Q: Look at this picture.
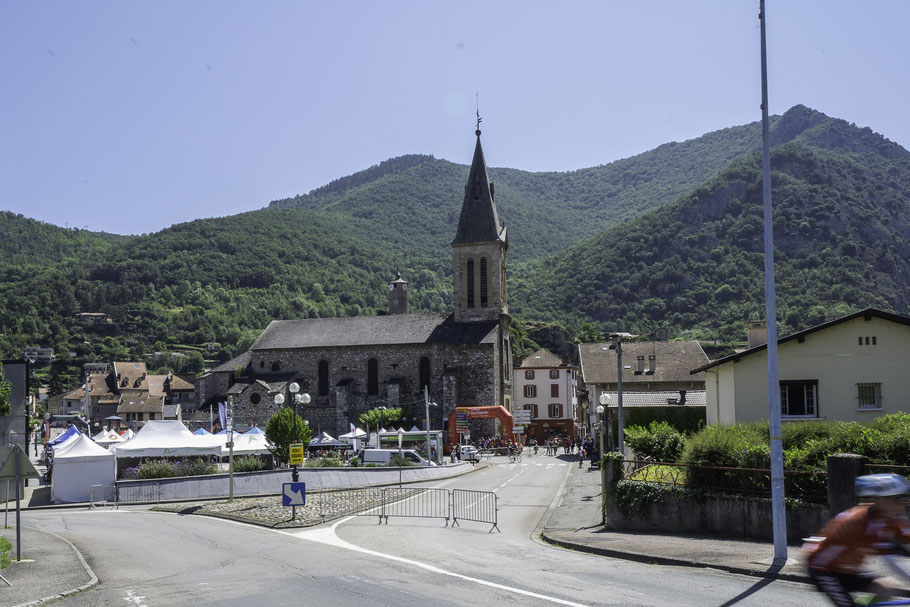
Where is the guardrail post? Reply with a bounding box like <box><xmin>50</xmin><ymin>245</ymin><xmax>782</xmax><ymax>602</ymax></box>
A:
<box><xmin>827</xmin><ymin>453</ymin><xmax>866</xmax><ymax>515</ymax></box>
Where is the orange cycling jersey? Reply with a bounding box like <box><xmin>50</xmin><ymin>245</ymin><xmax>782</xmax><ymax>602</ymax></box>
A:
<box><xmin>804</xmin><ymin>504</ymin><xmax>910</xmax><ymax>574</ymax></box>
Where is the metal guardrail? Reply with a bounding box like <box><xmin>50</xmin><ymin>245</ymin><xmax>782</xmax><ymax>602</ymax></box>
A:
<box><xmin>116</xmin><ymin>482</ymin><xmax>161</xmax><ymax>505</ymax></box>
<box><xmin>89</xmin><ymin>484</ymin><xmax>116</xmax><ymax>509</ymax></box>
<box><xmin>381</xmin><ymin>488</ymin><xmax>450</xmax><ymax>525</ymax></box>
<box><xmin>452</xmin><ymin>488</ymin><xmax>499</xmax><ymax>533</ymax></box>
<box><xmin>317</xmin><ymin>488</ymin><xmax>384</xmax><ymax>522</ymax></box>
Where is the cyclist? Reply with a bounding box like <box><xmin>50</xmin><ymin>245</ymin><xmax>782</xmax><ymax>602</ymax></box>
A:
<box><xmin>803</xmin><ymin>473</ymin><xmax>910</xmax><ymax>607</ymax></box>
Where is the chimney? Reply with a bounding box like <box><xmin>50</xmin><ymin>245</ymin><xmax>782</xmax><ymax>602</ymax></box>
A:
<box><xmin>636</xmin><ymin>355</ymin><xmax>645</xmax><ymax>374</ymax></box>
<box><xmin>647</xmin><ymin>355</ymin><xmax>656</xmax><ymax>374</ymax></box>
<box><xmin>747</xmin><ymin>321</ymin><xmax>768</xmax><ymax>349</ymax></box>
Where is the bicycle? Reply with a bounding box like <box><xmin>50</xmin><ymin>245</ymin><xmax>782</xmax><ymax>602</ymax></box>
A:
<box><xmin>508</xmin><ymin>450</ymin><xmax>522</xmax><ymax>464</ymax></box>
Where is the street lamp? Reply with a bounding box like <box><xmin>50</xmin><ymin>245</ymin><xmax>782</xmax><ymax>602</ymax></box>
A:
<box><xmin>608</xmin><ymin>333</ymin><xmax>629</xmax><ymax>455</ymax></box>
<box><xmin>377</xmin><ymin>406</ymin><xmax>388</xmax><ymax>449</ymax></box>
<box><xmin>287</xmin><ymin>382</ymin><xmax>309</xmax><ymax>483</ymax></box>
<box><xmin>424</xmin><ymin>386</ymin><xmax>437</xmax><ymax>465</ymax></box>
<box><xmin>598</xmin><ymin>394</ymin><xmax>609</xmax><ymax>458</ymax></box>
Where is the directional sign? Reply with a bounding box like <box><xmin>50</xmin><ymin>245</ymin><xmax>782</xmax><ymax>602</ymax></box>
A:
<box><xmin>0</xmin><ymin>445</ymin><xmax>39</xmax><ymax>481</ymax></box>
<box><xmin>289</xmin><ymin>443</ymin><xmax>304</xmax><ymax>465</ymax></box>
<box><xmin>282</xmin><ymin>482</ymin><xmax>306</xmax><ymax>507</ymax></box>
<box><xmin>513</xmin><ymin>425</ymin><xmax>525</xmax><ymax>433</ymax></box>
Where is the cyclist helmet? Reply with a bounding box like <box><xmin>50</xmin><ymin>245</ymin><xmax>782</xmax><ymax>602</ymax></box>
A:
<box><xmin>855</xmin><ymin>473</ymin><xmax>910</xmax><ymax>498</ymax></box>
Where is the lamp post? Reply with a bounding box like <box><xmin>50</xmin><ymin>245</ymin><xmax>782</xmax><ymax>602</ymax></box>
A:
<box><xmin>608</xmin><ymin>333</ymin><xmax>627</xmax><ymax>455</ymax></box>
<box><xmin>377</xmin><ymin>406</ymin><xmax>387</xmax><ymax>449</ymax></box>
<box><xmin>287</xmin><ymin>382</ymin><xmax>309</xmax><ymax>483</ymax></box>
<box><xmin>596</xmin><ymin>402</ymin><xmax>605</xmax><ymax>460</ymax></box>
<box><xmin>424</xmin><ymin>386</ymin><xmax>437</xmax><ymax>465</ymax></box>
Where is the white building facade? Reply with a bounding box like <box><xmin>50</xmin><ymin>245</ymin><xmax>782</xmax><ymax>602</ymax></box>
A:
<box><xmin>513</xmin><ymin>349</ymin><xmax>578</xmax><ymax>443</ymax></box>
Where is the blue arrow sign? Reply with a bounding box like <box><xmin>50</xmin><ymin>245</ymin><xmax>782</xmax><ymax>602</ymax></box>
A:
<box><xmin>282</xmin><ymin>482</ymin><xmax>306</xmax><ymax>507</ymax></box>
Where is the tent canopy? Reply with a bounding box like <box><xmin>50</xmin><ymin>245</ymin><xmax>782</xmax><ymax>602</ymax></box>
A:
<box><xmin>52</xmin><ymin>434</ymin><xmax>117</xmax><ymax>504</ymax></box>
<box><xmin>193</xmin><ymin>428</ymin><xmax>213</xmax><ymax>435</ymax></box>
<box><xmin>244</xmin><ymin>427</ymin><xmax>266</xmax><ymax>435</ymax></box>
<box><xmin>47</xmin><ymin>426</ymin><xmax>82</xmax><ymax>447</ymax></box>
<box><xmin>224</xmin><ymin>433</ymin><xmax>271</xmax><ymax>456</ymax></box>
<box><xmin>110</xmin><ymin>420</ymin><xmax>222</xmax><ymax>458</ymax></box>
<box><xmin>339</xmin><ymin>427</ymin><xmax>367</xmax><ymax>440</ymax></box>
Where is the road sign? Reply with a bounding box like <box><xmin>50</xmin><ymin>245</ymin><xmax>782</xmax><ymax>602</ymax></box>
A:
<box><xmin>0</xmin><ymin>445</ymin><xmax>39</xmax><ymax>481</ymax></box>
<box><xmin>513</xmin><ymin>426</ymin><xmax>525</xmax><ymax>433</ymax></box>
<box><xmin>289</xmin><ymin>443</ymin><xmax>304</xmax><ymax>465</ymax></box>
<box><xmin>282</xmin><ymin>482</ymin><xmax>306</xmax><ymax>507</ymax></box>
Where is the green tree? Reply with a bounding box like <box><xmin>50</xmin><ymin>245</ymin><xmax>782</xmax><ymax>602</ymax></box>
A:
<box><xmin>265</xmin><ymin>408</ymin><xmax>312</xmax><ymax>464</ymax></box>
<box><xmin>358</xmin><ymin>407</ymin><xmax>406</xmax><ymax>430</ymax></box>
<box><xmin>0</xmin><ymin>362</ymin><xmax>10</xmax><ymax>417</ymax></box>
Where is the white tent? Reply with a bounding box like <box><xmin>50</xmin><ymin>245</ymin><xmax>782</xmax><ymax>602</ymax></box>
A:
<box><xmin>51</xmin><ymin>434</ymin><xmax>116</xmax><ymax>503</ymax></box>
<box><xmin>110</xmin><ymin>420</ymin><xmax>222</xmax><ymax>458</ymax></box>
<box><xmin>224</xmin><ymin>433</ymin><xmax>271</xmax><ymax>456</ymax></box>
<box><xmin>94</xmin><ymin>431</ymin><xmax>125</xmax><ymax>448</ymax></box>
<box><xmin>91</xmin><ymin>427</ymin><xmax>109</xmax><ymax>441</ymax></box>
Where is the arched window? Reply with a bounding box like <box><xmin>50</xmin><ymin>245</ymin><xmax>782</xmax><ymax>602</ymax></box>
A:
<box><xmin>318</xmin><ymin>360</ymin><xmax>329</xmax><ymax>396</ymax></box>
<box><xmin>480</xmin><ymin>257</ymin><xmax>488</xmax><ymax>307</ymax></box>
<box><xmin>466</xmin><ymin>258</ymin><xmax>475</xmax><ymax>308</ymax></box>
<box><xmin>367</xmin><ymin>358</ymin><xmax>379</xmax><ymax>395</ymax></box>
<box><xmin>419</xmin><ymin>357</ymin><xmax>431</xmax><ymax>392</ymax></box>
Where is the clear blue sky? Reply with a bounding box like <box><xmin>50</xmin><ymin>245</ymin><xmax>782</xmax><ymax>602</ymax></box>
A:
<box><xmin>3</xmin><ymin>1</ymin><xmax>908</xmax><ymax>235</ymax></box>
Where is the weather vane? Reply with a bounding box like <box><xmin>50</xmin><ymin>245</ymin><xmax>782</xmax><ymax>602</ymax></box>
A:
<box><xmin>475</xmin><ymin>93</ymin><xmax>482</xmax><ymax>134</ymax></box>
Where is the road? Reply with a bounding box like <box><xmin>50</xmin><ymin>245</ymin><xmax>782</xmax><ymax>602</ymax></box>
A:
<box><xmin>22</xmin><ymin>455</ymin><xmax>825</xmax><ymax>606</ymax></box>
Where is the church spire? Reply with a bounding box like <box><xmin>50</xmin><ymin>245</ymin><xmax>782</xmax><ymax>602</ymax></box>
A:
<box><xmin>451</xmin><ymin>129</ymin><xmax>506</xmax><ymax>246</ymax></box>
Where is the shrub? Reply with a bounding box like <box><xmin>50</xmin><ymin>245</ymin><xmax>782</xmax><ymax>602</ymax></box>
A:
<box><xmin>173</xmin><ymin>458</ymin><xmax>218</xmax><ymax>477</ymax></box>
<box><xmin>624</xmin><ymin>421</ymin><xmax>686</xmax><ymax>462</ymax></box>
<box><xmin>0</xmin><ymin>537</ymin><xmax>12</xmax><ymax>570</ymax></box>
<box><xmin>305</xmin><ymin>456</ymin><xmax>343</xmax><ymax>468</ymax></box>
<box><xmin>389</xmin><ymin>454</ymin><xmax>415</xmax><ymax>467</ymax></box>
<box><xmin>233</xmin><ymin>456</ymin><xmax>266</xmax><ymax>473</ymax></box>
<box><xmin>137</xmin><ymin>460</ymin><xmax>178</xmax><ymax>479</ymax></box>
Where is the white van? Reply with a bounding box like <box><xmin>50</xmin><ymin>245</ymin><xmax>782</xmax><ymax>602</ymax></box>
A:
<box><xmin>361</xmin><ymin>449</ymin><xmax>436</xmax><ymax>467</ymax></box>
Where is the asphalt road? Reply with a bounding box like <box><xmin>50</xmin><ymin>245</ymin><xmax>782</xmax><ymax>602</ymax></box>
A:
<box><xmin>22</xmin><ymin>456</ymin><xmax>827</xmax><ymax>606</ymax></box>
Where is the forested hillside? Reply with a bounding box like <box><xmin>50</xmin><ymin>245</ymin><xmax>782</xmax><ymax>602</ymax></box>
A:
<box><xmin>512</xmin><ymin>106</ymin><xmax>910</xmax><ymax>341</ymax></box>
<box><xmin>1</xmin><ymin>105</ymin><xmax>907</xmax><ymax>390</ymax></box>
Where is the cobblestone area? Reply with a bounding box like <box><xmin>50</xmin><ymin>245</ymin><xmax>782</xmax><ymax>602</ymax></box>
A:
<box><xmin>153</xmin><ymin>490</ymin><xmax>383</xmax><ymax>528</ymax></box>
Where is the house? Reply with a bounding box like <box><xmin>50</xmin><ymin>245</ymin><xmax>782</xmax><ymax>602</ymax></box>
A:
<box><xmin>147</xmin><ymin>373</ymin><xmax>195</xmax><ymax>421</ymax></box>
<box><xmin>193</xmin><ymin>127</ymin><xmax>514</xmax><ymax>438</ymax></box>
<box><xmin>578</xmin><ymin>339</ymin><xmax>708</xmax><ymax>445</ymax></box>
<box><xmin>23</xmin><ymin>347</ymin><xmax>54</xmax><ymax>364</ymax></box>
<box><xmin>692</xmin><ymin>308</ymin><xmax>910</xmax><ymax>425</ymax></box>
<box><xmin>513</xmin><ymin>348</ymin><xmax>578</xmax><ymax>443</ymax></box>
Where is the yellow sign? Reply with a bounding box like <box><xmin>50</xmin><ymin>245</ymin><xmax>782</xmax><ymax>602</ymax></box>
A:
<box><xmin>289</xmin><ymin>443</ymin><xmax>305</xmax><ymax>465</ymax></box>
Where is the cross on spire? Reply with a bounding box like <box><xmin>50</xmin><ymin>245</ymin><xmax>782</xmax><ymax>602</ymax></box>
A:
<box><xmin>475</xmin><ymin>93</ymin><xmax>482</xmax><ymax>136</ymax></box>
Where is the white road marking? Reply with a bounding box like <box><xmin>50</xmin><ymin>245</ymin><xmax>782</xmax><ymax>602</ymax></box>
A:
<box><xmin>124</xmin><ymin>589</ymin><xmax>147</xmax><ymax>606</ymax></box>
<box><xmin>288</xmin><ymin>518</ymin><xmax>588</xmax><ymax>607</ymax></box>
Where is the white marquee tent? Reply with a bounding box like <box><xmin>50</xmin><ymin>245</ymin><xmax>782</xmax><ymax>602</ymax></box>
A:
<box><xmin>110</xmin><ymin>420</ymin><xmax>222</xmax><ymax>458</ymax></box>
<box><xmin>223</xmin><ymin>432</ymin><xmax>271</xmax><ymax>456</ymax></box>
<box><xmin>51</xmin><ymin>434</ymin><xmax>116</xmax><ymax>503</ymax></box>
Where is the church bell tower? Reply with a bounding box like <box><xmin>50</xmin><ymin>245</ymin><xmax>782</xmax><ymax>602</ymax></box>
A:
<box><xmin>451</xmin><ymin>127</ymin><xmax>508</xmax><ymax>324</ymax></box>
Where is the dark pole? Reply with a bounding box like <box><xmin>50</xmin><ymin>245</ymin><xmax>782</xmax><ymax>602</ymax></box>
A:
<box><xmin>292</xmin><ymin>396</ymin><xmax>299</xmax><ymax>483</ymax></box>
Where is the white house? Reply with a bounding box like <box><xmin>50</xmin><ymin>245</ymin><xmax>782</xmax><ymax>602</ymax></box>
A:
<box><xmin>693</xmin><ymin>308</ymin><xmax>910</xmax><ymax>425</ymax></box>
<box><xmin>513</xmin><ymin>349</ymin><xmax>578</xmax><ymax>443</ymax></box>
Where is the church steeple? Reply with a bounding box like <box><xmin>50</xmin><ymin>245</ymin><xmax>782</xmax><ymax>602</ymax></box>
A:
<box><xmin>452</xmin><ymin>127</ymin><xmax>509</xmax><ymax>324</ymax></box>
<box><xmin>452</xmin><ymin>129</ymin><xmax>507</xmax><ymax>247</ymax></box>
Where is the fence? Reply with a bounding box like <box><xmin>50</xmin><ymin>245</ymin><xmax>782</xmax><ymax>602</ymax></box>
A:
<box><xmin>620</xmin><ymin>459</ymin><xmax>828</xmax><ymax>503</ymax></box>
<box><xmin>116</xmin><ymin>482</ymin><xmax>161</xmax><ymax>505</ymax></box>
<box><xmin>452</xmin><ymin>488</ymin><xmax>499</xmax><ymax>532</ymax></box>
<box><xmin>89</xmin><ymin>484</ymin><xmax>116</xmax><ymax>509</ymax></box>
<box><xmin>311</xmin><ymin>487</ymin><xmax>497</xmax><ymax>530</ymax></box>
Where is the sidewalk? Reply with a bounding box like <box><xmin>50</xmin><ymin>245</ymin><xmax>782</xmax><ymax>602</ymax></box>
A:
<box><xmin>540</xmin><ymin>455</ymin><xmax>910</xmax><ymax>591</ymax></box>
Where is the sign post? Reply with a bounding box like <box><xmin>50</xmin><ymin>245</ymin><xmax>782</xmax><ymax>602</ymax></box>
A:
<box><xmin>282</xmin><ymin>482</ymin><xmax>306</xmax><ymax>520</ymax></box>
<box><xmin>0</xmin><ymin>445</ymin><xmax>40</xmax><ymax>564</ymax></box>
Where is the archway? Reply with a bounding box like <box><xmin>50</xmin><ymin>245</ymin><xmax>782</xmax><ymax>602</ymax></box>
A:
<box><xmin>446</xmin><ymin>406</ymin><xmax>514</xmax><ymax>450</ymax></box>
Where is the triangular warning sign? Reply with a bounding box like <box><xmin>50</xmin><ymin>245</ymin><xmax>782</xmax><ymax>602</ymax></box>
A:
<box><xmin>0</xmin><ymin>444</ymin><xmax>40</xmax><ymax>481</ymax></box>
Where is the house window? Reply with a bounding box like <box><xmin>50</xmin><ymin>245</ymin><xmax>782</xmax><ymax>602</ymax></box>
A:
<box><xmin>549</xmin><ymin>370</ymin><xmax>559</xmax><ymax>379</ymax></box>
<box><xmin>550</xmin><ymin>384</ymin><xmax>559</xmax><ymax>398</ymax></box>
<box><xmin>149</xmin><ymin>412</ymin><xmax>156</xmax><ymax>420</ymax></box>
<box><xmin>367</xmin><ymin>358</ymin><xmax>379</xmax><ymax>395</ymax></box>
<box><xmin>524</xmin><ymin>404</ymin><xmax>538</xmax><ymax>419</ymax></box>
<box><xmin>271</xmin><ymin>362</ymin><xmax>281</xmax><ymax>372</ymax></box>
<box><xmin>525</xmin><ymin>370</ymin><xmax>535</xmax><ymax>380</ymax></box>
<box><xmin>419</xmin><ymin>357</ymin><xmax>431</xmax><ymax>392</ymax></box>
<box><xmin>318</xmin><ymin>360</ymin><xmax>329</xmax><ymax>396</ymax></box>
<box><xmin>549</xmin><ymin>404</ymin><xmax>563</xmax><ymax>418</ymax></box>
<box><xmin>480</xmin><ymin>257</ymin><xmax>488</xmax><ymax>307</ymax></box>
<box><xmin>857</xmin><ymin>383</ymin><xmax>882</xmax><ymax>410</ymax></box>
<box><xmin>524</xmin><ymin>385</ymin><xmax>537</xmax><ymax>398</ymax></box>
<box><xmin>466</xmin><ymin>258</ymin><xmax>475</xmax><ymax>308</ymax></box>
<box><xmin>780</xmin><ymin>380</ymin><xmax>818</xmax><ymax>417</ymax></box>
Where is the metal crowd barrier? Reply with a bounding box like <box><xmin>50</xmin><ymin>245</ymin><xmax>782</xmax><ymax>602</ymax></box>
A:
<box><xmin>89</xmin><ymin>484</ymin><xmax>117</xmax><ymax>509</ymax></box>
<box><xmin>116</xmin><ymin>482</ymin><xmax>161</xmax><ymax>505</ymax></box>
<box><xmin>451</xmin><ymin>488</ymin><xmax>499</xmax><ymax>533</ymax></box>
<box><xmin>381</xmin><ymin>488</ymin><xmax>450</xmax><ymax>525</ymax></box>
<box><xmin>317</xmin><ymin>487</ymin><xmax>384</xmax><ymax>521</ymax></box>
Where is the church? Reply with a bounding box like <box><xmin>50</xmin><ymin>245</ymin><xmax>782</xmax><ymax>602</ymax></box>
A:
<box><xmin>194</xmin><ymin>128</ymin><xmax>513</xmax><ymax>438</ymax></box>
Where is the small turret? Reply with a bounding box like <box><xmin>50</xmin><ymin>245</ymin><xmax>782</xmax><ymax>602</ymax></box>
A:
<box><xmin>388</xmin><ymin>271</ymin><xmax>408</xmax><ymax>315</ymax></box>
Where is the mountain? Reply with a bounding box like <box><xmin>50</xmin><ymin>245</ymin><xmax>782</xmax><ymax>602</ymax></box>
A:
<box><xmin>1</xmin><ymin>105</ymin><xmax>908</xmax><ymax>376</ymax></box>
<box><xmin>511</xmin><ymin>105</ymin><xmax>910</xmax><ymax>340</ymax></box>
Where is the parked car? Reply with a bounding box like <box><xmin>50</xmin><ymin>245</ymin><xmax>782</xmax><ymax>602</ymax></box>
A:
<box><xmin>459</xmin><ymin>445</ymin><xmax>479</xmax><ymax>461</ymax></box>
<box><xmin>362</xmin><ymin>448</ymin><xmax>436</xmax><ymax>466</ymax></box>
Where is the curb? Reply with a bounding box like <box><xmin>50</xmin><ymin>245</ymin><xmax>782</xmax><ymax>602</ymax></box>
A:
<box><xmin>12</xmin><ymin>527</ymin><xmax>98</xmax><ymax>607</ymax></box>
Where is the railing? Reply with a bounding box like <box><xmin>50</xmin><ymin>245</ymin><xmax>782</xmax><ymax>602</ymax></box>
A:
<box><xmin>380</xmin><ymin>488</ymin><xmax>451</xmax><ymax>524</ymax></box>
<box><xmin>621</xmin><ymin>459</ymin><xmax>827</xmax><ymax>503</ymax></box>
<box><xmin>116</xmin><ymin>482</ymin><xmax>161</xmax><ymax>505</ymax></box>
<box><xmin>317</xmin><ymin>488</ymin><xmax>384</xmax><ymax>522</ymax></box>
<box><xmin>866</xmin><ymin>463</ymin><xmax>910</xmax><ymax>476</ymax></box>
<box><xmin>452</xmin><ymin>488</ymin><xmax>499</xmax><ymax>532</ymax></box>
<box><xmin>89</xmin><ymin>484</ymin><xmax>116</xmax><ymax>509</ymax></box>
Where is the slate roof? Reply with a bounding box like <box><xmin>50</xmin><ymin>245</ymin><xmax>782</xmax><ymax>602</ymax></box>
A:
<box><xmin>118</xmin><ymin>394</ymin><xmax>164</xmax><ymax>414</ymax></box>
<box><xmin>692</xmin><ymin>307</ymin><xmax>910</xmax><ymax>373</ymax></box>
<box><xmin>578</xmin><ymin>341</ymin><xmax>708</xmax><ymax>385</ymax></box>
<box><xmin>251</xmin><ymin>313</ymin><xmax>499</xmax><ymax>350</ymax></box>
<box><xmin>208</xmin><ymin>351</ymin><xmax>252</xmax><ymax>374</ymax></box>
<box><xmin>452</xmin><ymin>132</ymin><xmax>507</xmax><ymax>246</ymax></box>
<box><xmin>598</xmin><ymin>390</ymin><xmax>707</xmax><ymax>408</ymax></box>
<box><xmin>518</xmin><ymin>348</ymin><xmax>569</xmax><ymax>369</ymax></box>
<box><xmin>147</xmin><ymin>374</ymin><xmax>166</xmax><ymax>398</ymax></box>
<box><xmin>113</xmin><ymin>361</ymin><xmax>149</xmax><ymax>390</ymax></box>
<box><xmin>167</xmin><ymin>374</ymin><xmax>195</xmax><ymax>391</ymax></box>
